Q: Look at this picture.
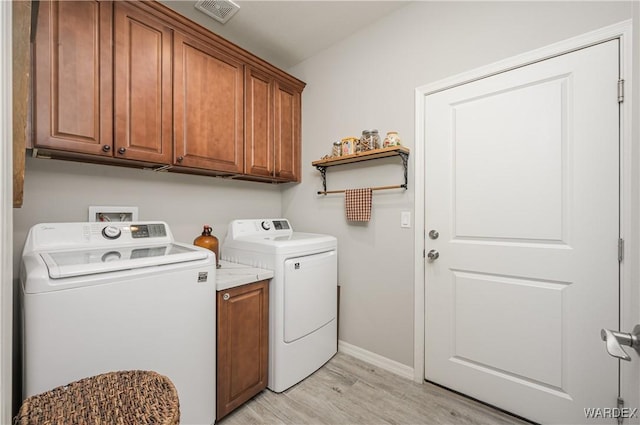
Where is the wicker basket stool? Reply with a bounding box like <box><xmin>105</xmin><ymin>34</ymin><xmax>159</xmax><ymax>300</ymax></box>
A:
<box><xmin>15</xmin><ymin>370</ymin><xmax>180</xmax><ymax>425</ymax></box>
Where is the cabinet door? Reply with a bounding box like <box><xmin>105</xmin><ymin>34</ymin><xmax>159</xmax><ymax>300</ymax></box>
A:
<box><xmin>114</xmin><ymin>2</ymin><xmax>172</xmax><ymax>163</ymax></box>
<box><xmin>33</xmin><ymin>0</ymin><xmax>113</xmax><ymax>155</ymax></box>
<box><xmin>174</xmin><ymin>32</ymin><xmax>244</xmax><ymax>173</ymax></box>
<box><xmin>217</xmin><ymin>280</ymin><xmax>269</xmax><ymax>420</ymax></box>
<box><xmin>244</xmin><ymin>68</ymin><xmax>274</xmax><ymax>177</ymax></box>
<box><xmin>274</xmin><ymin>81</ymin><xmax>302</xmax><ymax>182</ymax></box>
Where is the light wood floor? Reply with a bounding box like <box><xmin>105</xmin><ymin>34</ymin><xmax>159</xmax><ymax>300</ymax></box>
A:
<box><xmin>219</xmin><ymin>353</ymin><xmax>531</xmax><ymax>425</ymax></box>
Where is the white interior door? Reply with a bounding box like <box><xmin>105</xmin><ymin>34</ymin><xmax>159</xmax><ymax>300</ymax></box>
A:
<box><xmin>424</xmin><ymin>40</ymin><xmax>620</xmax><ymax>424</ymax></box>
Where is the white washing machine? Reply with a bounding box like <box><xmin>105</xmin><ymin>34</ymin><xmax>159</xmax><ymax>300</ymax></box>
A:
<box><xmin>222</xmin><ymin>219</ymin><xmax>337</xmax><ymax>393</ymax></box>
<box><xmin>20</xmin><ymin>221</ymin><xmax>216</xmax><ymax>425</ymax></box>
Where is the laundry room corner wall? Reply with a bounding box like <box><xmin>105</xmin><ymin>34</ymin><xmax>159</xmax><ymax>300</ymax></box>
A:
<box><xmin>11</xmin><ymin>158</ymin><xmax>284</xmax><ymax>413</ymax></box>
<box><xmin>283</xmin><ymin>1</ymin><xmax>636</xmax><ymax>371</ymax></box>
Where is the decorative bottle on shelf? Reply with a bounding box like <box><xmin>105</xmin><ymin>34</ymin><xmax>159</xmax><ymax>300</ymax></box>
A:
<box><xmin>383</xmin><ymin>131</ymin><xmax>401</xmax><ymax>147</ymax></box>
<box><xmin>194</xmin><ymin>225</ymin><xmax>220</xmax><ymax>268</ymax></box>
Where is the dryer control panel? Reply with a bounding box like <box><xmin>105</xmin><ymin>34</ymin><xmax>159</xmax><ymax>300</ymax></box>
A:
<box><xmin>227</xmin><ymin>219</ymin><xmax>292</xmax><ymax>240</ymax></box>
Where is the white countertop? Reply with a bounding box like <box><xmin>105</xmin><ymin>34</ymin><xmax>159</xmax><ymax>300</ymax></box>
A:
<box><xmin>216</xmin><ymin>260</ymin><xmax>274</xmax><ymax>291</ymax></box>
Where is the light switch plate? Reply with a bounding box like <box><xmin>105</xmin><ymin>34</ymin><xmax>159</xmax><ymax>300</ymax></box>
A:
<box><xmin>401</xmin><ymin>211</ymin><xmax>411</xmax><ymax>228</ymax></box>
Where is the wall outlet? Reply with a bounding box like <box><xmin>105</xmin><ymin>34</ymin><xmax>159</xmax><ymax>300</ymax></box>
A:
<box><xmin>401</xmin><ymin>211</ymin><xmax>411</xmax><ymax>228</ymax></box>
<box><xmin>89</xmin><ymin>206</ymin><xmax>138</xmax><ymax>222</ymax></box>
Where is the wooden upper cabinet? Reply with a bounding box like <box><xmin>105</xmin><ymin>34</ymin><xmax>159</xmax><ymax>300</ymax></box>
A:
<box><xmin>173</xmin><ymin>32</ymin><xmax>244</xmax><ymax>173</ymax></box>
<box><xmin>114</xmin><ymin>2</ymin><xmax>172</xmax><ymax>163</ymax></box>
<box><xmin>33</xmin><ymin>0</ymin><xmax>113</xmax><ymax>155</ymax></box>
<box><xmin>31</xmin><ymin>0</ymin><xmax>304</xmax><ymax>182</ymax></box>
<box><xmin>274</xmin><ymin>81</ymin><xmax>301</xmax><ymax>182</ymax></box>
<box><xmin>244</xmin><ymin>67</ymin><xmax>274</xmax><ymax>178</ymax></box>
<box><xmin>245</xmin><ymin>68</ymin><xmax>303</xmax><ymax>182</ymax></box>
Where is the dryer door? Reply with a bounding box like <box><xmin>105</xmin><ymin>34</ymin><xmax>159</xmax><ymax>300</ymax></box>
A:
<box><xmin>283</xmin><ymin>250</ymin><xmax>337</xmax><ymax>343</ymax></box>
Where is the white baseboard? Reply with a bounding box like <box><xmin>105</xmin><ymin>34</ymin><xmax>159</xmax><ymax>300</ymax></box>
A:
<box><xmin>338</xmin><ymin>340</ymin><xmax>414</xmax><ymax>381</ymax></box>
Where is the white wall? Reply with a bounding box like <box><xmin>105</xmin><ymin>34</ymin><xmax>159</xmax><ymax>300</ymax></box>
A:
<box><xmin>284</xmin><ymin>1</ymin><xmax>636</xmax><ymax>367</ymax></box>
<box><xmin>12</xmin><ymin>157</ymin><xmax>284</xmax><ymax>273</ymax></box>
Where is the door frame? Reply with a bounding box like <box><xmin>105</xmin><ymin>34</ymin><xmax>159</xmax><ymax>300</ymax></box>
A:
<box><xmin>0</xmin><ymin>1</ymin><xmax>13</xmax><ymax>424</ymax></box>
<box><xmin>413</xmin><ymin>19</ymin><xmax>635</xmax><ymax>409</ymax></box>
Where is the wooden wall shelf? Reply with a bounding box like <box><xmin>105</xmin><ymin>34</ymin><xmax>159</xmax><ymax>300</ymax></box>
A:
<box><xmin>312</xmin><ymin>146</ymin><xmax>409</xmax><ymax>194</ymax></box>
<box><xmin>311</xmin><ymin>146</ymin><xmax>409</xmax><ymax>168</ymax></box>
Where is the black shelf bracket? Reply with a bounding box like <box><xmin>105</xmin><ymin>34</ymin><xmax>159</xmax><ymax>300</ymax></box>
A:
<box><xmin>399</xmin><ymin>150</ymin><xmax>409</xmax><ymax>190</ymax></box>
<box><xmin>314</xmin><ymin>165</ymin><xmax>328</xmax><ymax>193</ymax></box>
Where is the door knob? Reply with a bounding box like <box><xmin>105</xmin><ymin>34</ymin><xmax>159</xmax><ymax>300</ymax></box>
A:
<box><xmin>117</xmin><ymin>147</ymin><xmax>126</xmax><ymax>154</ymax></box>
<box><xmin>427</xmin><ymin>249</ymin><xmax>439</xmax><ymax>261</ymax></box>
<box><xmin>601</xmin><ymin>325</ymin><xmax>640</xmax><ymax>361</ymax></box>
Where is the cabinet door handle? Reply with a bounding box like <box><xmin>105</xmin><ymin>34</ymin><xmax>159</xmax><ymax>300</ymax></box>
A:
<box><xmin>102</xmin><ymin>145</ymin><xmax>111</xmax><ymax>152</ymax></box>
<box><xmin>117</xmin><ymin>147</ymin><xmax>126</xmax><ymax>154</ymax></box>
<box><xmin>177</xmin><ymin>156</ymin><xmax>184</xmax><ymax>163</ymax></box>
<box><xmin>223</xmin><ymin>293</ymin><xmax>230</xmax><ymax>301</ymax></box>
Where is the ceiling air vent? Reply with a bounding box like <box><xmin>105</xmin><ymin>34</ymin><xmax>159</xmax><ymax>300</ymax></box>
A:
<box><xmin>194</xmin><ymin>0</ymin><xmax>240</xmax><ymax>24</ymax></box>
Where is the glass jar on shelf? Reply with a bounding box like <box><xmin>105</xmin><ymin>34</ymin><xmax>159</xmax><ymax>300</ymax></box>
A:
<box><xmin>332</xmin><ymin>141</ymin><xmax>342</xmax><ymax>157</ymax></box>
<box><xmin>358</xmin><ymin>129</ymin><xmax>381</xmax><ymax>151</ymax></box>
<box><xmin>341</xmin><ymin>137</ymin><xmax>357</xmax><ymax>155</ymax></box>
<box><xmin>383</xmin><ymin>131</ymin><xmax>401</xmax><ymax>147</ymax></box>
<box><xmin>358</xmin><ymin>130</ymin><xmax>371</xmax><ymax>152</ymax></box>
<box><xmin>370</xmin><ymin>129</ymin><xmax>381</xmax><ymax>149</ymax></box>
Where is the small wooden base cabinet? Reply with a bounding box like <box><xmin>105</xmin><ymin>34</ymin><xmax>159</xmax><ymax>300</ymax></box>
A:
<box><xmin>216</xmin><ymin>280</ymin><xmax>269</xmax><ymax>420</ymax></box>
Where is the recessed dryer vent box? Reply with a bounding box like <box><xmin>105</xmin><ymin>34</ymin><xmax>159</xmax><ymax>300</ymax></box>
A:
<box><xmin>88</xmin><ymin>206</ymin><xmax>138</xmax><ymax>223</ymax></box>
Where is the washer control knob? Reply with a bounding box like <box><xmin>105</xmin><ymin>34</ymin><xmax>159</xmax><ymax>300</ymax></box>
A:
<box><xmin>102</xmin><ymin>225</ymin><xmax>122</xmax><ymax>240</ymax></box>
<box><xmin>261</xmin><ymin>220</ymin><xmax>271</xmax><ymax>230</ymax></box>
<box><xmin>101</xmin><ymin>251</ymin><xmax>122</xmax><ymax>262</ymax></box>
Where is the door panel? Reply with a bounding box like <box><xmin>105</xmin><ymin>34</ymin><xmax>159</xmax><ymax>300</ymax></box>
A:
<box><xmin>173</xmin><ymin>32</ymin><xmax>244</xmax><ymax>172</ymax></box>
<box><xmin>34</xmin><ymin>0</ymin><xmax>112</xmax><ymax>154</ymax></box>
<box><xmin>114</xmin><ymin>2</ymin><xmax>172</xmax><ymax>163</ymax></box>
<box><xmin>453</xmin><ymin>272</ymin><xmax>565</xmax><ymax>388</ymax></box>
<box><xmin>274</xmin><ymin>81</ymin><xmax>301</xmax><ymax>181</ymax></box>
<box><xmin>425</xmin><ymin>40</ymin><xmax>619</xmax><ymax>424</ymax></box>
<box><xmin>245</xmin><ymin>67</ymin><xmax>274</xmax><ymax>177</ymax></box>
<box><xmin>453</xmin><ymin>78</ymin><xmax>565</xmax><ymax>242</ymax></box>
<box><xmin>284</xmin><ymin>251</ymin><xmax>337</xmax><ymax>343</ymax></box>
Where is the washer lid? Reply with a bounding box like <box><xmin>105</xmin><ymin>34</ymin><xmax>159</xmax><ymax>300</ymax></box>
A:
<box><xmin>40</xmin><ymin>243</ymin><xmax>208</xmax><ymax>279</ymax></box>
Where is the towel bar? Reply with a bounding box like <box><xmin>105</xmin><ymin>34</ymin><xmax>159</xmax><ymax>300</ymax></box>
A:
<box><xmin>317</xmin><ymin>184</ymin><xmax>406</xmax><ymax>195</ymax></box>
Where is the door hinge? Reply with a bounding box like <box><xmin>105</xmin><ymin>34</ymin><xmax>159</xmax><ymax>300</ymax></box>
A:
<box><xmin>617</xmin><ymin>397</ymin><xmax>624</xmax><ymax>425</ymax></box>
<box><xmin>618</xmin><ymin>238</ymin><xmax>624</xmax><ymax>262</ymax></box>
<box><xmin>423</xmin><ymin>249</ymin><xmax>425</xmax><ymax>258</ymax></box>
<box><xmin>618</xmin><ymin>79</ymin><xmax>624</xmax><ymax>103</ymax></box>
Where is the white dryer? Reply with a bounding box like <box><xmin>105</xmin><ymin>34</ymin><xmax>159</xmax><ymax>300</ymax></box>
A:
<box><xmin>20</xmin><ymin>221</ymin><xmax>216</xmax><ymax>425</ymax></box>
<box><xmin>222</xmin><ymin>219</ymin><xmax>337</xmax><ymax>392</ymax></box>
